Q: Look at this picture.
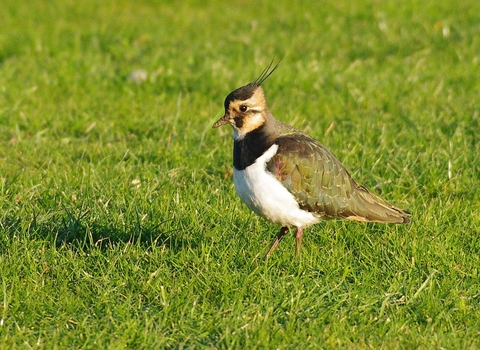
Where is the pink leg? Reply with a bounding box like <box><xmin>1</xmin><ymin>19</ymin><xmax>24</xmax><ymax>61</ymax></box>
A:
<box><xmin>264</xmin><ymin>226</ymin><xmax>289</xmax><ymax>259</ymax></box>
<box><xmin>295</xmin><ymin>226</ymin><xmax>303</xmax><ymax>257</ymax></box>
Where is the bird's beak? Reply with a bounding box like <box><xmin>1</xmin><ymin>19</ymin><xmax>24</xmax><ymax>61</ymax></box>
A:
<box><xmin>212</xmin><ymin>114</ymin><xmax>230</xmax><ymax>128</ymax></box>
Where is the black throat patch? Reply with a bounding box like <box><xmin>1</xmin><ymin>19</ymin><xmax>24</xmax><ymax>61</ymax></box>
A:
<box><xmin>233</xmin><ymin>125</ymin><xmax>275</xmax><ymax>170</ymax></box>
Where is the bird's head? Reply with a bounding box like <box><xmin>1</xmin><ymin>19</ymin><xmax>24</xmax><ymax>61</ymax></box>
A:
<box><xmin>213</xmin><ymin>60</ymin><xmax>280</xmax><ymax>140</ymax></box>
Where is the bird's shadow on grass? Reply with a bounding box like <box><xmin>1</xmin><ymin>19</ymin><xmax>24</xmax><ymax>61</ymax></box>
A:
<box><xmin>1</xmin><ymin>207</ymin><xmax>193</xmax><ymax>252</ymax></box>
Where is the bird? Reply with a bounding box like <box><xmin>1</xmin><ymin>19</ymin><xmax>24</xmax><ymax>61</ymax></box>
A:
<box><xmin>212</xmin><ymin>61</ymin><xmax>410</xmax><ymax>258</ymax></box>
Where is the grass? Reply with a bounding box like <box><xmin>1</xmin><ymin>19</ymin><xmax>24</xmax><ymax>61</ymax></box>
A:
<box><xmin>0</xmin><ymin>0</ymin><xmax>479</xmax><ymax>348</ymax></box>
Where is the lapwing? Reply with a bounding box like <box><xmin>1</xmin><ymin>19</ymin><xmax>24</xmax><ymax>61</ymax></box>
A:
<box><xmin>213</xmin><ymin>62</ymin><xmax>410</xmax><ymax>258</ymax></box>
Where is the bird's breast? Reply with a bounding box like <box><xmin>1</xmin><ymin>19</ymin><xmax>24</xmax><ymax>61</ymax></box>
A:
<box><xmin>233</xmin><ymin>144</ymin><xmax>320</xmax><ymax>228</ymax></box>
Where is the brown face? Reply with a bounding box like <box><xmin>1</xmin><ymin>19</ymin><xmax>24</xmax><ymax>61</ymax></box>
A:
<box><xmin>212</xmin><ymin>86</ymin><xmax>267</xmax><ymax>140</ymax></box>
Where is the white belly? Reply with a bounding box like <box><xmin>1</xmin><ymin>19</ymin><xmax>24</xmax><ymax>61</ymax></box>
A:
<box><xmin>233</xmin><ymin>144</ymin><xmax>320</xmax><ymax>228</ymax></box>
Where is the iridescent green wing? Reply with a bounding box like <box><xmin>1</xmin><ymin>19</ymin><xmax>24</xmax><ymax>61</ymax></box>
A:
<box><xmin>267</xmin><ymin>133</ymin><xmax>410</xmax><ymax>223</ymax></box>
<box><xmin>266</xmin><ymin>134</ymin><xmax>355</xmax><ymax>218</ymax></box>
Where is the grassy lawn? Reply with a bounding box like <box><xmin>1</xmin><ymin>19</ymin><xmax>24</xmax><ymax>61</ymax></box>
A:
<box><xmin>1</xmin><ymin>0</ymin><xmax>479</xmax><ymax>348</ymax></box>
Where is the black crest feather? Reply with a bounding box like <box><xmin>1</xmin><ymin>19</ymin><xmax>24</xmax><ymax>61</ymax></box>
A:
<box><xmin>252</xmin><ymin>58</ymin><xmax>281</xmax><ymax>87</ymax></box>
<box><xmin>224</xmin><ymin>59</ymin><xmax>281</xmax><ymax>108</ymax></box>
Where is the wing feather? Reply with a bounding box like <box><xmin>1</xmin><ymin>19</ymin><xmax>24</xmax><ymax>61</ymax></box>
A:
<box><xmin>266</xmin><ymin>134</ymin><xmax>410</xmax><ymax>223</ymax></box>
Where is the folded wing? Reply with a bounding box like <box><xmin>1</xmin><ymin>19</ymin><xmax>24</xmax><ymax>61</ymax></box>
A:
<box><xmin>266</xmin><ymin>134</ymin><xmax>410</xmax><ymax>223</ymax></box>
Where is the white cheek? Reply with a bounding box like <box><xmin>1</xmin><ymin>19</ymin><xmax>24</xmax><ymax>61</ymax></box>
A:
<box><xmin>233</xmin><ymin>112</ymin><xmax>264</xmax><ymax>141</ymax></box>
<box><xmin>249</xmin><ymin>112</ymin><xmax>264</xmax><ymax>127</ymax></box>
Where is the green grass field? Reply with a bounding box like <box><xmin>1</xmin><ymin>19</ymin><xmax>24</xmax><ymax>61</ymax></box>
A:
<box><xmin>1</xmin><ymin>0</ymin><xmax>479</xmax><ymax>348</ymax></box>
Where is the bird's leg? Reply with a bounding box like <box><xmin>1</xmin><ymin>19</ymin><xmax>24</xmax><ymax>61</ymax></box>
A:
<box><xmin>294</xmin><ymin>226</ymin><xmax>303</xmax><ymax>257</ymax></box>
<box><xmin>264</xmin><ymin>226</ymin><xmax>289</xmax><ymax>259</ymax></box>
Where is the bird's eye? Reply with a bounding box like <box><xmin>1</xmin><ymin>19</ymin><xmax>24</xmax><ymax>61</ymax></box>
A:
<box><xmin>239</xmin><ymin>105</ymin><xmax>248</xmax><ymax>112</ymax></box>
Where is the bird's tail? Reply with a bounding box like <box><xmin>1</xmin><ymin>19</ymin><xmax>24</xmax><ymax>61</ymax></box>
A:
<box><xmin>341</xmin><ymin>185</ymin><xmax>410</xmax><ymax>224</ymax></box>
